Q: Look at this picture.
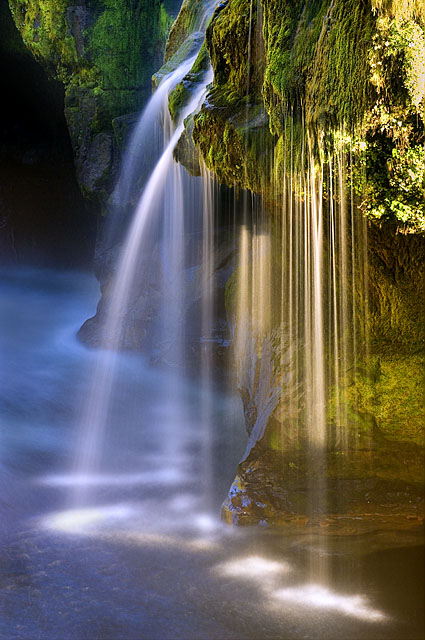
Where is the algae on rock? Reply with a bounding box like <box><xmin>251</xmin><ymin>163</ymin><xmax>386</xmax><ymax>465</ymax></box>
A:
<box><xmin>183</xmin><ymin>0</ymin><xmax>425</xmax><ymax>527</ymax></box>
<box><xmin>192</xmin><ymin>0</ymin><xmax>425</xmax><ymax>231</ymax></box>
<box><xmin>8</xmin><ymin>0</ymin><xmax>174</xmax><ymax>203</ymax></box>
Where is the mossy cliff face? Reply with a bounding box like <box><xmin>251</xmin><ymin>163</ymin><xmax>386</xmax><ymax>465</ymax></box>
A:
<box><xmin>180</xmin><ymin>0</ymin><xmax>425</xmax><ymax>528</ymax></box>
<box><xmin>193</xmin><ymin>0</ymin><xmax>425</xmax><ymax>231</ymax></box>
<box><xmin>8</xmin><ymin>0</ymin><xmax>173</xmax><ymax>203</ymax></box>
<box><xmin>192</xmin><ymin>0</ymin><xmax>275</xmax><ymax>194</ymax></box>
<box><xmin>221</xmin><ymin>212</ymin><xmax>424</xmax><ymax>530</ymax></box>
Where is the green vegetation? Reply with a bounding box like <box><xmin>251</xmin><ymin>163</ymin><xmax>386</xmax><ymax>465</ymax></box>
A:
<box><xmin>8</xmin><ymin>0</ymin><xmax>174</xmax><ymax>201</ymax></box>
<box><xmin>262</xmin><ymin>0</ymin><xmax>375</xmax><ymax>132</ymax></box>
<box><xmin>192</xmin><ymin>0</ymin><xmax>425</xmax><ymax>231</ymax></box>
<box><xmin>8</xmin><ymin>0</ymin><xmax>172</xmax><ymax>90</ymax></box>
<box><xmin>8</xmin><ymin>0</ymin><xmax>82</xmax><ymax>82</ymax></box>
<box><xmin>164</xmin><ymin>0</ymin><xmax>206</xmax><ymax>62</ymax></box>
<box><xmin>88</xmin><ymin>0</ymin><xmax>172</xmax><ymax>92</ymax></box>
<box><xmin>168</xmin><ymin>42</ymin><xmax>210</xmax><ymax>122</ymax></box>
<box><xmin>191</xmin><ymin>0</ymin><xmax>274</xmax><ymax>193</ymax></box>
<box><xmin>206</xmin><ymin>0</ymin><xmax>264</xmax><ymax>103</ymax></box>
<box><xmin>348</xmin><ymin>353</ymin><xmax>424</xmax><ymax>446</ymax></box>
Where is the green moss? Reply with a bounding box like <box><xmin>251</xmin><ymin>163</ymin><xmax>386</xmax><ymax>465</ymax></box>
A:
<box><xmin>193</xmin><ymin>94</ymin><xmax>274</xmax><ymax>193</ymax></box>
<box><xmin>261</xmin><ymin>0</ymin><xmax>376</xmax><ymax>133</ymax></box>
<box><xmin>261</xmin><ymin>0</ymin><xmax>424</xmax><ymax>135</ymax></box>
<box><xmin>348</xmin><ymin>353</ymin><xmax>425</xmax><ymax>446</ymax></box>
<box><xmin>370</xmin><ymin>17</ymin><xmax>425</xmax><ymax>109</ymax></box>
<box><xmin>9</xmin><ymin>0</ymin><xmax>172</xmax><ymax>90</ymax></box>
<box><xmin>8</xmin><ymin>0</ymin><xmax>174</xmax><ymax>200</ymax></box>
<box><xmin>371</xmin><ymin>0</ymin><xmax>425</xmax><ymax>24</ymax></box>
<box><xmin>367</xmin><ymin>226</ymin><xmax>425</xmax><ymax>345</ymax></box>
<box><xmin>206</xmin><ymin>0</ymin><xmax>264</xmax><ymax>104</ymax></box>
<box><xmin>192</xmin><ymin>0</ymin><xmax>424</xmax><ymax>231</ymax></box>
<box><xmin>164</xmin><ymin>0</ymin><xmax>206</xmax><ymax>62</ymax></box>
<box><xmin>88</xmin><ymin>0</ymin><xmax>170</xmax><ymax>92</ymax></box>
<box><xmin>8</xmin><ymin>0</ymin><xmax>82</xmax><ymax>83</ymax></box>
<box><xmin>168</xmin><ymin>41</ymin><xmax>210</xmax><ymax>122</ymax></box>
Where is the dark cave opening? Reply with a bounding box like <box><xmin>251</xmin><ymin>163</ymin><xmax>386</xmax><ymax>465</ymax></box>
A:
<box><xmin>0</xmin><ymin>0</ymin><xmax>97</xmax><ymax>268</ymax></box>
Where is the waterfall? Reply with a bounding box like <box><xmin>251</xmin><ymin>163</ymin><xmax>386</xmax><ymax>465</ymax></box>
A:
<box><xmin>72</xmin><ymin>0</ymin><xmax>368</xmax><ymax>519</ymax></box>
<box><xmin>111</xmin><ymin>56</ymin><xmax>198</xmax><ymax>211</ymax></box>
<box><xmin>71</xmin><ymin>5</ymin><xmax>215</xmax><ymax>506</ymax></box>
<box><xmin>232</xmin><ymin>121</ymin><xmax>369</xmax><ymax>501</ymax></box>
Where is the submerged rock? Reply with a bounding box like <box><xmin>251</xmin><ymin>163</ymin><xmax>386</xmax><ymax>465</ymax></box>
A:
<box><xmin>78</xmin><ymin>227</ymin><xmax>235</xmax><ymax>373</ymax></box>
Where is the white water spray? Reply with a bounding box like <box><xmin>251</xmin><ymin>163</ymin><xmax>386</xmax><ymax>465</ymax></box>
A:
<box><xmin>72</xmin><ymin>10</ymin><xmax>215</xmax><ymax>505</ymax></box>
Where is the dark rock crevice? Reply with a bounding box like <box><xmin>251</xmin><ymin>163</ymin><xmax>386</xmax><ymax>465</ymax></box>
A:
<box><xmin>0</xmin><ymin>0</ymin><xmax>96</xmax><ymax>266</ymax></box>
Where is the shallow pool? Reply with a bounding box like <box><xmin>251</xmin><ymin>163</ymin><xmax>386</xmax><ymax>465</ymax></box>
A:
<box><xmin>0</xmin><ymin>268</ymin><xmax>423</xmax><ymax>639</ymax></box>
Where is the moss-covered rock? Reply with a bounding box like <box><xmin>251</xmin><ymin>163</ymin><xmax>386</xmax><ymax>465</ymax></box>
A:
<box><xmin>222</xmin><ymin>441</ymin><xmax>424</xmax><ymax>532</ymax></box>
<box><xmin>8</xmin><ymin>0</ymin><xmax>174</xmax><ymax>203</ymax></box>
<box><xmin>193</xmin><ymin>95</ymin><xmax>274</xmax><ymax>193</ymax></box>
<box><xmin>168</xmin><ymin>41</ymin><xmax>210</xmax><ymax>122</ymax></box>
<box><xmin>192</xmin><ymin>0</ymin><xmax>424</xmax><ymax>231</ymax></box>
<box><xmin>152</xmin><ymin>30</ymin><xmax>205</xmax><ymax>89</ymax></box>
<box><xmin>164</xmin><ymin>0</ymin><xmax>208</xmax><ymax>62</ymax></box>
<box><xmin>367</xmin><ymin>225</ymin><xmax>425</xmax><ymax>346</ymax></box>
<box><xmin>190</xmin><ymin>0</ymin><xmax>425</xmax><ymax>523</ymax></box>
<box><xmin>185</xmin><ymin>0</ymin><xmax>278</xmax><ymax>193</ymax></box>
<box><xmin>261</xmin><ymin>0</ymin><xmax>376</xmax><ymax>132</ymax></box>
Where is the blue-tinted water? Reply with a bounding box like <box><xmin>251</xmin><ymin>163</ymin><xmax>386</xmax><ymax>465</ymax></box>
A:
<box><xmin>0</xmin><ymin>268</ymin><xmax>423</xmax><ymax>639</ymax></box>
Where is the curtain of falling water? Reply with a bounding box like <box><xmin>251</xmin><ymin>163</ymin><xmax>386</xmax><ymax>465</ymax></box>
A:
<box><xmin>71</xmin><ymin>8</ymin><xmax>215</xmax><ymax>506</ymax></box>
<box><xmin>280</xmin><ymin>125</ymin><xmax>369</xmax><ymax>452</ymax></box>
<box><xmin>233</xmin><ymin>120</ymin><xmax>369</xmax><ymax>490</ymax></box>
<box><xmin>199</xmin><ymin>162</ymin><xmax>215</xmax><ymax>511</ymax></box>
<box><xmin>231</xmin><ymin>121</ymin><xmax>369</xmax><ymax>586</ymax></box>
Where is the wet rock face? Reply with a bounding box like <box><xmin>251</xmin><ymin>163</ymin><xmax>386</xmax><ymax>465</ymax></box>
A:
<box><xmin>153</xmin><ymin>31</ymin><xmax>205</xmax><ymax>89</ymax></box>
<box><xmin>78</xmin><ymin>224</ymin><xmax>235</xmax><ymax>371</ymax></box>
<box><xmin>222</xmin><ymin>440</ymin><xmax>425</xmax><ymax>532</ymax></box>
<box><xmin>65</xmin><ymin>6</ymin><xmax>90</xmax><ymax>58</ymax></box>
<box><xmin>79</xmin><ymin>132</ymin><xmax>114</xmax><ymax>196</ymax></box>
<box><xmin>0</xmin><ymin>1</ymin><xmax>96</xmax><ymax>266</ymax></box>
<box><xmin>7</xmin><ymin>0</ymin><xmax>174</xmax><ymax>205</ymax></box>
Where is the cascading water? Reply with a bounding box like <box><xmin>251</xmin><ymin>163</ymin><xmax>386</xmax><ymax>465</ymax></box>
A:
<box><xmin>232</xmin><ymin>121</ymin><xmax>369</xmax><ymax>500</ymax></box>
<box><xmin>112</xmin><ymin>56</ymin><xmax>197</xmax><ymax>211</ymax></box>
<box><xmin>71</xmin><ymin>8</ymin><xmax>215</xmax><ymax>506</ymax></box>
<box><xmin>2</xmin><ymin>2</ymin><xmax>423</xmax><ymax>637</ymax></box>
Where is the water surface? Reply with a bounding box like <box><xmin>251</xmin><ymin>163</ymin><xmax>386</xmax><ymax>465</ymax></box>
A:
<box><xmin>0</xmin><ymin>268</ymin><xmax>423</xmax><ymax>639</ymax></box>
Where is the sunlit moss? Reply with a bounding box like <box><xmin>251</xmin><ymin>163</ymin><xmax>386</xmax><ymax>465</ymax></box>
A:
<box><xmin>8</xmin><ymin>0</ymin><xmax>174</xmax><ymax>200</ymax></box>
<box><xmin>168</xmin><ymin>42</ymin><xmax>210</xmax><ymax>122</ymax></box>
<box><xmin>192</xmin><ymin>0</ymin><xmax>424</xmax><ymax>231</ymax></box>
<box><xmin>370</xmin><ymin>17</ymin><xmax>425</xmax><ymax>110</ymax></box>
<box><xmin>371</xmin><ymin>0</ymin><xmax>425</xmax><ymax>24</ymax></box>
<box><xmin>164</xmin><ymin>0</ymin><xmax>206</xmax><ymax>62</ymax></box>
<box><xmin>345</xmin><ymin>353</ymin><xmax>425</xmax><ymax>446</ymax></box>
<box><xmin>261</xmin><ymin>0</ymin><xmax>376</xmax><ymax>133</ymax></box>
